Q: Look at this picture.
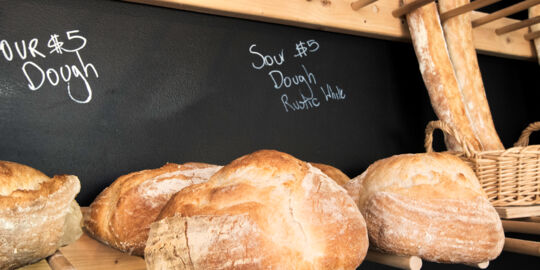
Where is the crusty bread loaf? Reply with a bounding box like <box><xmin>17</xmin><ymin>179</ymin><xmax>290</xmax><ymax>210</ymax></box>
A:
<box><xmin>85</xmin><ymin>162</ymin><xmax>222</xmax><ymax>256</ymax></box>
<box><xmin>438</xmin><ymin>0</ymin><xmax>504</xmax><ymax>151</ymax></box>
<box><xmin>0</xmin><ymin>161</ymin><xmax>82</xmax><ymax>270</ymax></box>
<box><xmin>345</xmin><ymin>153</ymin><xmax>504</xmax><ymax>264</ymax></box>
<box><xmin>404</xmin><ymin>0</ymin><xmax>481</xmax><ymax>151</ymax></box>
<box><xmin>310</xmin><ymin>162</ymin><xmax>350</xmax><ymax>186</ymax></box>
<box><xmin>531</xmin><ymin>5</ymin><xmax>540</xmax><ymax>65</ymax></box>
<box><xmin>145</xmin><ymin>150</ymin><xmax>368</xmax><ymax>270</ymax></box>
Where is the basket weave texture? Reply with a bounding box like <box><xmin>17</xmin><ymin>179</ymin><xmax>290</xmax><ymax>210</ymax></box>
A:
<box><xmin>425</xmin><ymin>121</ymin><xmax>540</xmax><ymax>206</ymax></box>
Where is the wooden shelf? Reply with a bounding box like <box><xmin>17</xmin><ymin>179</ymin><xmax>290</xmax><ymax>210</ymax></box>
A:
<box><xmin>124</xmin><ymin>0</ymin><xmax>536</xmax><ymax>61</ymax></box>
<box><xmin>496</xmin><ymin>205</ymin><xmax>540</xmax><ymax>219</ymax></box>
<box><xmin>20</xmin><ymin>233</ymin><xmax>145</xmax><ymax>270</ymax></box>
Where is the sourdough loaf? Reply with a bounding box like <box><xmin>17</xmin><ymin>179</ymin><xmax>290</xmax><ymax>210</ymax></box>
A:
<box><xmin>310</xmin><ymin>162</ymin><xmax>350</xmax><ymax>186</ymax></box>
<box><xmin>85</xmin><ymin>162</ymin><xmax>222</xmax><ymax>256</ymax></box>
<box><xmin>145</xmin><ymin>150</ymin><xmax>368</xmax><ymax>270</ymax></box>
<box><xmin>345</xmin><ymin>153</ymin><xmax>504</xmax><ymax>264</ymax></box>
<box><xmin>0</xmin><ymin>161</ymin><xmax>82</xmax><ymax>270</ymax></box>
<box><xmin>438</xmin><ymin>0</ymin><xmax>503</xmax><ymax>150</ymax></box>
<box><xmin>404</xmin><ymin>0</ymin><xmax>481</xmax><ymax>151</ymax></box>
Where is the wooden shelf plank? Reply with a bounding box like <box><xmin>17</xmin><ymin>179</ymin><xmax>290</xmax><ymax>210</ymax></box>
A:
<box><xmin>496</xmin><ymin>205</ymin><xmax>540</xmax><ymax>219</ymax></box>
<box><xmin>19</xmin><ymin>260</ymin><xmax>51</xmax><ymax>270</ymax></box>
<box><xmin>59</xmin><ymin>233</ymin><xmax>146</xmax><ymax>270</ymax></box>
<box><xmin>124</xmin><ymin>0</ymin><xmax>535</xmax><ymax>61</ymax></box>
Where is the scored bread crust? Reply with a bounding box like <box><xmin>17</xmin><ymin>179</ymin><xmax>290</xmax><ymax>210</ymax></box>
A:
<box><xmin>310</xmin><ymin>162</ymin><xmax>350</xmax><ymax>186</ymax></box>
<box><xmin>146</xmin><ymin>150</ymin><xmax>368</xmax><ymax>270</ymax></box>
<box><xmin>438</xmin><ymin>0</ymin><xmax>503</xmax><ymax>151</ymax></box>
<box><xmin>345</xmin><ymin>153</ymin><xmax>504</xmax><ymax>264</ymax></box>
<box><xmin>531</xmin><ymin>5</ymin><xmax>540</xmax><ymax>64</ymax></box>
<box><xmin>404</xmin><ymin>0</ymin><xmax>481</xmax><ymax>151</ymax></box>
<box><xmin>84</xmin><ymin>162</ymin><xmax>222</xmax><ymax>256</ymax></box>
<box><xmin>0</xmin><ymin>161</ymin><xmax>82</xmax><ymax>270</ymax></box>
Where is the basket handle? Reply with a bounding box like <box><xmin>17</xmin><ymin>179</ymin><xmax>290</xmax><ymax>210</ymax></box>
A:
<box><xmin>514</xmin><ymin>122</ymin><xmax>540</xmax><ymax>147</ymax></box>
<box><xmin>424</xmin><ymin>120</ymin><xmax>474</xmax><ymax>157</ymax></box>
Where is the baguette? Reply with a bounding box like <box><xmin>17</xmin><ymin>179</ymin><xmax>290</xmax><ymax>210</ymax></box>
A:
<box><xmin>438</xmin><ymin>0</ymin><xmax>504</xmax><ymax>150</ymax></box>
<box><xmin>531</xmin><ymin>4</ymin><xmax>540</xmax><ymax>65</ymax></box>
<box><xmin>404</xmin><ymin>0</ymin><xmax>481</xmax><ymax>151</ymax></box>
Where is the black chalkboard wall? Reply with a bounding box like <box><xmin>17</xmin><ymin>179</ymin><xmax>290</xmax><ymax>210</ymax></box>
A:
<box><xmin>1</xmin><ymin>0</ymin><xmax>539</xmax><ymax>268</ymax></box>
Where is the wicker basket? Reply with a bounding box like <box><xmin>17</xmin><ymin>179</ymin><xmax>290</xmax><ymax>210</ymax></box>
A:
<box><xmin>424</xmin><ymin>120</ymin><xmax>540</xmax><ymax>207</ymax></box>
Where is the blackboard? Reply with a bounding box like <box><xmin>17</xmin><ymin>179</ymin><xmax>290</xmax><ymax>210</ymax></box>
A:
<box><xmin>0</xmin><ymin>1</ymin><xmax>539</xmax><ymax>268</ymax></box>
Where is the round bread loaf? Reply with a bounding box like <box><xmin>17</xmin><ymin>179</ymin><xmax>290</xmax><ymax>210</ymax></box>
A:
<box><xmin>0</xmin><ymin>161</ymin><xmax>82</xmax><ymax>270</ymax></box>
<box><xmin>310</xmin><ymin>162</ymin><xmax>350</xmax><ymax>187</ymax></box>
<box><xmin>145</xmin><ymin>150</ymin><xmax>368</xmax><ymax>270</ymax></box>
<box><xmin>345</xmin><ymin>153</ymin><xmax>504</xmax><ymax>264</ymax></box>
<box><xmin>85</xmin><ymin>162</ymin><xmax>222</xmax><ymax>256</ymax></box>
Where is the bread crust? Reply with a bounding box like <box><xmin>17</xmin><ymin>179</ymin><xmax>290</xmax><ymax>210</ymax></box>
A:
<box><xmin>438</xmin><ymin>0</ymin><xmax>503</xmax><ymax>150</ymax></box>
<box><xmin>147</xmin><ymin>150</ymin><xmax>368</xmax><ymax>270</ymax></box>
<box><xmin>531</xmin><ymin>5</ymin><xmax>540</xmax><ymax>64</ymax></box>
<box><xmin>0</xmin><ymin>161</ymin><xmax>82</xmax><ymax>270</ymax></box>
<box><xmin>404</xmin><ymin>0</ymin><xmax>481</xmax><ymax>151</ymax></box>
<box><xmin>310</xmin><ymin>162</ymin><xmax>350</xmax><ymax>187</ymax></box>
<box><xmin>85</xmin><ymin>162</ymin><xmax>221</xmax><ymax>256</ymax></box>
<box><xmin>345</xmin><ymin>153</ymin><xmax>504</xmax><ymax>263</ymax></box>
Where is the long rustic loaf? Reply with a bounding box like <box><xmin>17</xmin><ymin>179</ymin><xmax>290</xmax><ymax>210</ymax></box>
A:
<box><xmin>145</xmin><ymin>150</ymin><xmax>368</xmax><ymax>270</ymax></box>
<box><xmin>438</xmin><ymin>0</ymin><xmax>504</xmax><ymax>150</ymax></box>
<box><xmin>345</xmin><ymin>153</ymin><xmax>504</xmax><ymax>264</ymax></box>
<box><xmin>84</xmin><ymin>162</ymin><xmax>222</xmax><ymax>256</ymax></box>
<box><xmin>531</xmin><ymin>5</ymin><xmax>540</xmax><ymax>65</ymax></box>
<box><xmin>404</xmin><ymin>0</ymin><xmax>481</xmax><ymax>151</ymax></box>
<box><xmin>0</xmin><ymin>161</ymin><xmax>82</xmax><ymax>270</ymax></box>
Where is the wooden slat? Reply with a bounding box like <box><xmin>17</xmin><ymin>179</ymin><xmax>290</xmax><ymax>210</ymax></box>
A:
<box><xmin>496</xmin><ymin>15</ymin><xmax>540</xmax><ymax>35</ymax></box>
<box><xmin>472</xmin><ymin>0</ymin><xmax>540</xmax><ymax>28</ymax></box>
<box><xmin>525</xmin><ymin>30</ymin><xmax>540</xmax><ymax>40</ymax></box>
<box><xmin>59</xmin><ymin>233</ymin><xmax>146</xmax><ymax>270</ymax></box>
<box><xmin>46</xmin><ymin>251</ymin><xmax>75</xmax><ymax>270</ymax></box>
<box><xmin>440</xmin><ymin>0</ymin><xmax>502</xmax><ymax>22</ymax></box>
<box><xmin>19</xmin><ymin>260</ymin><xmax>51</xmax><ymax>270</ymax></box>
<box><xmin>124</xmin><ymin>0</ymin><xmax>535</xmax><ymax>61</ymax></box>
<box><xmin>392</xmin><ymin>0</ymin><xmax>435</xmax><ymax>18</ymax></box>
<box><xmin>504</xmin><ymin>237</ymin><xmax>540</xmax><ymax>256</ymax></box>
<box><xmin>365</xmin><ymin>250</ymin><xmax>422</xmax><ymax>270</ymax></box>
<box><xmin>351</xmin><ymin>0</ymin><xmax>378</xmax><ymax>11</ymax></box>
<box><xmin>502</xmin><ymin>219</ymin><xmax>540</xmax><ymax>235</ymax></box>
<box><xmin>496</xmin><ymin>205</ymin><xmax>540</xmax><ymax>219</ymax></box>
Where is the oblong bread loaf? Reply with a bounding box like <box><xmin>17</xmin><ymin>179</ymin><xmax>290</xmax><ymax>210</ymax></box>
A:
<box><xmin>345</xmin><ymin>153</ymin><xmax>504</xmax><ymax>264</ymax></box>
<box><xmin>438</xmin><ymin>0</ymin><xmax>503</xmax><ymax>150</ymax></box>
<box><xmin>84</xmin><ymin>162</ymin><xmax>222</xmax><ymax>256</ymax></box>
<box><xmin>404</xmin><ymin>0</ymin><xmax>481</xmax><ymax>151</ymax></box>
<box><xmin>531</xmin><ymin>5</ymin><xmax>540</xmax><ymax>65</ymax></box>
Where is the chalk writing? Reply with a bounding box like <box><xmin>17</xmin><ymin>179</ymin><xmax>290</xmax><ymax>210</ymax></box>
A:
<box><xmin>1</xmin><ymin>30</ymin><xmax>98</xmax><ymax>104</ymax></box>
<box><xmin>248</xmin><ymin>39</ymin><xmax>346</xmax><ymax>112</ymax></box>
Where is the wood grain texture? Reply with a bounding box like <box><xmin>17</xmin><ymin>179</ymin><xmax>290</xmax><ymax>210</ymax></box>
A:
<box><xmin>123</xmin><ymin>0</ymin><xmax>535</xmax><ymax>60</ymax></box>
<box><xmin>496</xmin><ymin>205</ymin><xmax>540</xmax><ymax>219</ymax></box>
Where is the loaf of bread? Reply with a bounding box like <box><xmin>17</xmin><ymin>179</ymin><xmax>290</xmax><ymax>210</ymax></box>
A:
<box><xmin>438</xmin><ymin>0</ymin><xmax>504</xmax><ymax>150</ymax></box>
<box><xmin>85</xmin><ymin>162</ymin><xmax>222</xmax><ymax>256</ymax></box>
<box><xmin>345</xmin><ymin>153</ymin><xmax>504</xmax><ymax>264</ymax></box>
<box><xmin>145</xmin><ymin>150</ymin><xmax>368</xmax><ymax>270</ymax></box>
<box><xmin>404</xmin><ymin>0</ymin><xmax>482</xmax><ymax>151</ymax></box>
<box><xmin>0</xmin><ymin>161</ymin><xmax>82</xmax><ymax>270</ymax></box>
<box><xmin>531</xmin><ymin>5</ymin><xmax>540</xmax><ymax>65</ymax></box>
<box><xmin>310</xmin><ymin>162</ymin><xmax>350</xmax><ymax>186</ymax></box>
